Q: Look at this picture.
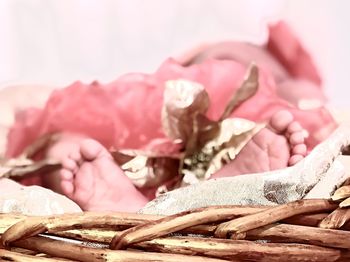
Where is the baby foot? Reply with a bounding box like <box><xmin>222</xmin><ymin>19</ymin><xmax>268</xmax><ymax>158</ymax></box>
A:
<box><xmin>59</xmin><ymin>139</ymin><xmax>148</xmax><ymax>212</ymax></box>
<box><xmin>212</xmin><ymin>110</ymin><xmax>306</xmax><ymax>178</ymax></box>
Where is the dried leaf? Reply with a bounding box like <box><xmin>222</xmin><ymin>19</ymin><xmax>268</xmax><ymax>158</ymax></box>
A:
<box><xmin>161</xmin><ymin>80</ymin><xmax>210</xmax><ymax>142</ymax></box>
<box><xmin>0</xmin><ymin>133</ymin><xmax>60</xmax><ymax>167</ymax></box>
<box><xmin>219</xmin><ymin>63</ymin><xmax>259</xmax><ymax>121</ymax></box>
<box><xmin>180</xmin><ymin>114</ymin><xmax>220</xmax><ymax>183</ymax></box>
<box><xmin>19</xmin><ymin>133</ymin><xmax>60</xmax><ymax>159</ymax></box>
<box><xmin>111</xmin><ymin>149</ymin><xmax>180</xmax><ymax>189</ymax></box>
<box><xmin>204</xmin><ymin>119</ymin><xmax>265</xmax><ymax>178</ymax></box>
<box><xmin>0</xmin><ymin>166</ymin><xmax>13</xmax><ymax>177</ymax></box>
<box><xmin>0</xmin><ymin>133</ymin><xmax>62</xmax><ymax>179</ymax></box>
<box><xmin>178</xmin><ymin>65</ymin><xmax>260</xmax><ymax>184</ymax></box>
<box><xmin>117</xmin><ymin>66</ymin><xmax>260</xmax><ymax>190</ymax></box>
<box><xmin>1</xmin><ymin>157</ymin><xmax>34</xmax><ymax>167</ymax></box>
<box><xmin>181</xmin><ymin>118</ymin><xmax>264</xmax><ymax>183</ymax></box>
<box><xmin>111</xmin><ymin>147</ymin><xmax>181</xmax><ymax>161</ymax></box>
<box><xmin>0</xmin><ymin>159</ymin><xmax>61</xmax><ymax>179</ymax></box>
<box><xmin>183</xmin><ymin>113</ymin><xmax>220</xmax><ymax>155</ymax></box>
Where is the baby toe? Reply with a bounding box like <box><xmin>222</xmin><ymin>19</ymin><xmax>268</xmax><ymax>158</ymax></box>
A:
<box><xmin>289</xmin><ymin>131</ymin><xmax>305</xmax><ymax>145</ymax></box>
<box><xmin>287</xmin><ymin>121</ymin><xmax>303</xmax><ymax>134</ymax></box>
<box><xmin>61</xmin><ymin>179</ymin><xmax>74</xmax><ymax>195</ymax></box>
<box><xmin>292</xmin><ymin>144</ymin><xmax>307</xmax><ymax>156</ymax></box>
<box><xmin>270</xmin><ymin>110</ymin><xmax>294</xmax><ymax>133</ymax></box>
<box><xmin>80</xmin><ymin>139</ymin><xmax>110</xmax><ymax>161</ymax></box>
<box><xmin>289</xmin><ymin>154</ymin><xmax>304</xmax><ymax>166</ymax></box>
<box><xmin>62</xmin><ymin>158</ymin><xmax>78</xmax><ymax>172</ymax></box>
<box><xmin>69</xmin><ymin>149</ymin><xmax>82</xmax><ymax>163</ymax></box>
<box><xmin>60</xmin><ymin>169</ymin><xmax>74</xmax><ymax>180</ymax></box>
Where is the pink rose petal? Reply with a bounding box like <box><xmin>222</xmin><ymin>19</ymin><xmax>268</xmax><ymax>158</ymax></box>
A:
<box><xmin>267</xmin><ymin>21</ymin><xmax>322</xmax><ymax>86</ymax></box>
<box><xmin>6</xmin><ymin>58</ymin><xmax>336</xmax><ymax>160</ymax></box>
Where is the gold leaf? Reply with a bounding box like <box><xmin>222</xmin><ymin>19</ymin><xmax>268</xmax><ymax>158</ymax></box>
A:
<box><xmin>111</xmin><ymin>149</ymin><xmax>180</xmax><ymax>189</ymax></box>
<box><xmin>220</xmin><ymin>63</ymin><xmax>259</xmax><ymax>121</ymax></box>
<box><xmin>0</xmin><ymin>159</ymin><xmax>61</xmax><ymax>179</ymax></box>
<box><xmin>204</xmin><ymin>119</ymin><xmax>265</xmax><ymax>178</ymax></box>
<box><xmin>19</xmin><ymin>133</ymin><xmax>60</xmax><ymax>159</ymax></box>
<box><xmin>161</xmin><ymin>80</ymin><xmax>210</xmax><ymax>142</ymax></box>
<box><xmin>179</xmin><ymin>65</ymin><xmax>261</xmax><ymax>184</ymax></box>
<box><xmin>0</xmin><ymin>133</ymin><xmax>61</xmax><ymax>179</ymax></box>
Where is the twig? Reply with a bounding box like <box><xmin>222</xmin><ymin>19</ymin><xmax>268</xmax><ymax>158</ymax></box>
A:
<box><xmin>244</xmin><ymin>223</ymin><xmax>350</xmax><ymax>249</ymax></box>
<box><xmin>0</xmin><ymin>248</ymin><xmax>73</xmax><ymax>261</ymax></box>
<box><xmin>1</xmin><ymin>206</ymin><xmax>264</xmax><ymax>246</ymax></box>
<box><xmin>332</xmin><ymin>185</ymin><xmax>350</xmax><ymax>201</ymax></box>
<box><xmin>283</xmin><ymin>213</ymin><xmax>328</xmax><ymax>227</ymax></box>
<box><xmin>50</xmin><ymin>231</ymin><xmax>345</xmax><ymax>262</ymax></box>
<box><xmin>13</xmin><ymin>236</ymin><xmax>230</xmax><ymax>262</ymax></box>
<box><xmin>109</xmin><ymin>206</ymin><xmax>264</xmax><ymax>249</ymax></box>
<box><xmin>215</xmin><ymin>199</ymin><xmax>337</xmax><ymax>238</ymax></box>
<box><xmin>340</xmin><ymin>197</ymin><xmax>350</xmax><ymax>208</ymax></box>
<box><xmin>319</xmin><ymin>208</ymin><xmax>350</xmax><ymax>229</ymax></box>
<box><xmin>220</xmin><ymin>63</ymin><xmax>259</xmax><ymax>121</ymax></box>
<box><xmin>137</xmin><ymin>236</ymin><xmax>344</xmax><ymax>262</ymax></box>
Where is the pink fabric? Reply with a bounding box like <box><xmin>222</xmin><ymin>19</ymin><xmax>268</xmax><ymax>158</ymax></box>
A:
<box><xmin>6</xmin><ymin>22</ymin><xmax>337</xmax><ymax>158</ymax></box>
<box><xmin>267</xmin><ymin>21</ymin><xmax>322</xmax><ymax>86</ymax></box>
<box><xmin>6</xmin><ymin>58</ymin><xmax>336</xmax><ymax>158</ymax></box>
<box><xmin>176</xmin><ymin>22</ymin><xmax>326</xmax><ymax>107</ymax></box>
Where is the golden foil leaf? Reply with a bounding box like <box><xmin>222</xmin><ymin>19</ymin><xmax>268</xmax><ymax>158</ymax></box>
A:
<box><xmin>180</xmin><ymin>64</ymin><xmax>261</xmax><ymax>184</ymax></box>
<box><xmin>0</xmin><ymin>133</ymin><xmax>61</xmax><ymax>179</ymax></box>
<box><xmin>204</xmin><ymin>119</ymin><xmax>265</xmax><ymax>179</ymax></box>
<box><xmin>111</xmin><ymin>149</ymin><xmax>180</xmax><ymax>189</ymax></box>
<box><xmin>0</xmin><ymin>159</ymin><xmax>61</xmax><ymax>179</ymax></box>
<box><xmin>0</xmin><ymin>166</ymin><xmax>12</xmax><ymax>178</ymax></box>
<box><xmin>219</xmin><ymin>63</ymin><xmax>259</xmax><ymax>121</ymax></box>
<box><xmin>162</xmin><ymin>79</ymin><xmax>210</xmax><ymax>142</ymax></box>
<box><xmin>19</xmin><ymin>133</ymin><xmax>60</xmax><ymax>159</ymax></box>
<box><xmin>95</xmin><ymin>65</ymin><xmax>260</xmax><ymax>192</ymax></box>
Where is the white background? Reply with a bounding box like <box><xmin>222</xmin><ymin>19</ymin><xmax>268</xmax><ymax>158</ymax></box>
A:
<box><xmin>0</xmin><ymin>0</ymin><xmax>349</xmax><ymax>108</ymax></box>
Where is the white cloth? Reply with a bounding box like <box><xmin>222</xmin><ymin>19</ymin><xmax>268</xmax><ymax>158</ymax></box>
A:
<box><xmin>0</xmin><ymin>178</ymin><xmax>82</xmax><ymax>215</ymax></box>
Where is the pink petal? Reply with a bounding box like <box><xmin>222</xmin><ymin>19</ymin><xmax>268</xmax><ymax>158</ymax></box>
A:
<box><xmin>6</xmin><ymin>59</ymin><xmax>336</xmax><ymax>159</ymax></box>
<box><xmin>267</xmin><ymin>21</ymin><xmax>322</xmax><ymax>86</ymax></box>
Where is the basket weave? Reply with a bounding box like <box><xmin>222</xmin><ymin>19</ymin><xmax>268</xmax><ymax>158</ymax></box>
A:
<box><xmin>1</xmin><ymin>186</ymin><xmax>350</xmax><ymax>262</ymax></box>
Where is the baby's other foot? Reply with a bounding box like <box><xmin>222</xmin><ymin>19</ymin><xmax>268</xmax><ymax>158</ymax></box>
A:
<box><xmin>212</xmin><ymin>110</ymin><xmax>307</xmax><ymax>178</ymax></box>
<box><xmin>60</xmin><ymin>139</ymin><xmax>148</xmax><ymax>212</ymax></box>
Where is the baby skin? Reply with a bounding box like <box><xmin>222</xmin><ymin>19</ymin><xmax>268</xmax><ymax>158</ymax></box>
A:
<box><xmin>59</xmin><ymin>140</ymin><xmax>149</xmax><ymax>212</ymax></box>
<box><xmin>211</xmin><ymin>110</ymin><xmax>306</xmax><ymax>178</ymax></box>
<box><xmin>54</xmin><ymin>110</ymin><xmax>306</xmax><ymax>212</ymax></box>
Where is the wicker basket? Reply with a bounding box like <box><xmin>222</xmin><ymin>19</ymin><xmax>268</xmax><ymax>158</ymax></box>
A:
<box><xmin>1</xmin><ymin>186</ymin><xmax>350</xmax><ymax>262</ymax></box>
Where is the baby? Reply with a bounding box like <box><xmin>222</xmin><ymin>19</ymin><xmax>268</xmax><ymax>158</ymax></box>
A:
<box><xmin>3</xmin><ymin>22</ymin><xmax>337</xmax><ymax>213</ymax></box>
<box><xmin>47</xmin><ymin>109</ymin><xmax>307</xmax><ymax>212</ymax></box>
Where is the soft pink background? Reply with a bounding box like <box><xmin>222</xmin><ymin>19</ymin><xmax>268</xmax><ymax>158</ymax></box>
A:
<box><xmin>0</xmin><ymin>0</ymin><xmax>348</xmax><ymax>108</ymax></box>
